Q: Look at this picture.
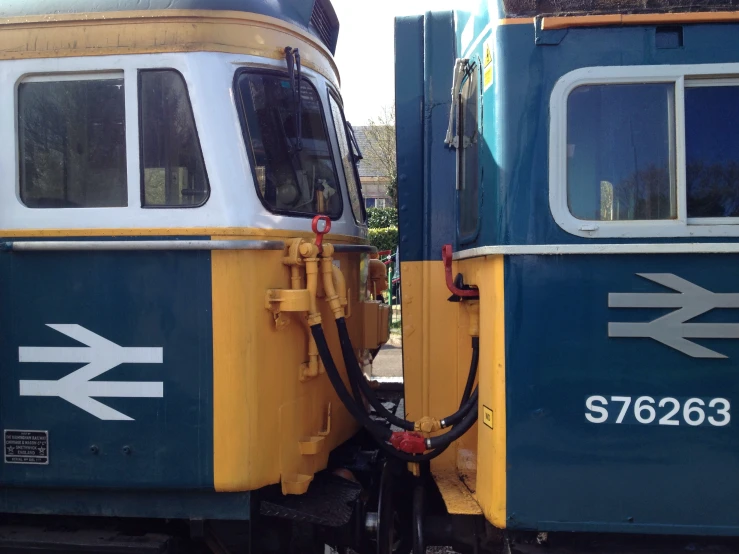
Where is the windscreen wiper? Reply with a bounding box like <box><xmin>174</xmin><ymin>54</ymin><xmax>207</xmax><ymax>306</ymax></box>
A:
<box><xmin>284</xmin><ymin>46</ymin><xmax>303</xmax><ymax>151</ymax></box>
<box><xmin>346</xmin><ymin>121</ymin><xmax>363</xmax><ymax>162</ymax></box>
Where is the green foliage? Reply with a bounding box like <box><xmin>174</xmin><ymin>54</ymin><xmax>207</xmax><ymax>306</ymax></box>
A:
<box><xmin>367</xmin><ymin>207</ymin><xmax>398</xmax><ymax>229</ymax></box>
<box><xmin>368</xmin><ymin>227</ymin><xmax>399</xmax><ymax>253</ymax></box>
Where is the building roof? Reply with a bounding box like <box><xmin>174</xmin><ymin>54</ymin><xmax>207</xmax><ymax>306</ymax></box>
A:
<box><xmin>0</xmin><ymin>0</ymin><xmax>340</xmax><ymax>53</ymax></box>
<box><xmin>353</xmin><ymin>126</ymin><xmax>390</xmax><ymax>180</ymax></box>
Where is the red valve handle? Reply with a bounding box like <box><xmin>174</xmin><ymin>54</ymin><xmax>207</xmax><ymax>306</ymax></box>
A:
<box><xmin>312</xmin><ymin>215</ymin><xmax>332</xmax><ymax>252</ymax></box>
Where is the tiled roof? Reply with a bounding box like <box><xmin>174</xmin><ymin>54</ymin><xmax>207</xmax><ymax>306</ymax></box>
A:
<box><xmin>353</xmin><ymin>126</ymin><xmax>389</xmax><ymax>179</ymax></box>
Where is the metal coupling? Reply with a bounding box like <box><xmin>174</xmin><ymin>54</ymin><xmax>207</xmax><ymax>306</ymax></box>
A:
<box><xmin>413</xmin><ymin>416</ymin><xmax>442</xmax><ymax>434</ymax></box>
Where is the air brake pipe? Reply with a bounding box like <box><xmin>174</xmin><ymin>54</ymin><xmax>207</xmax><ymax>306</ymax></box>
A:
<box><xmin>336</xmin><ymin>318</ymin><xmax>479</xmax><ymax>432</ymax></box>
<box><xmin>311</xmin><ymin>323</ymin><xmax>477</xmax><ymax>462</ymax></box>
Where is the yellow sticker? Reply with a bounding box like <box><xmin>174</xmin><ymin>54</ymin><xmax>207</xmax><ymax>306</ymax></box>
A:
<box><xmin>483</xmin><ymin>405</ymin><xmax>494</xmax><ymax>429</ymax></box>
<box><xmin>484</xmin><ymin>65</ymin><xmax>493</xmax><ymax>92</ymax></box>
<box><xmin>483</xmin><ymin>39</ymin><xmax>493</xmax><ymax>67</ymax></box>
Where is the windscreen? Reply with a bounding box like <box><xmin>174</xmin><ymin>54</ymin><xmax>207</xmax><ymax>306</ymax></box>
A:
<box><xmin>237</xmin><ymin>72</ymin><xmax>342</xmax><ymax>218</ymax></box>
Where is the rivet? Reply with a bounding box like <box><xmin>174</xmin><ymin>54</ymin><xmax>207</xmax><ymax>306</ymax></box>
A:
<box><xmin>627</xmin><ymin>516</ymin><xmax>634</xmax><ymax>523</ymax></box>
<box><xmin>89</xmin><ymin>445</ymin><xmax>99</xmax><ymax>455</ymax></box>
<box><xmin>122</xmin><ymin>445</ymin><xmax>132</xmax><ymax>455</ymax></box>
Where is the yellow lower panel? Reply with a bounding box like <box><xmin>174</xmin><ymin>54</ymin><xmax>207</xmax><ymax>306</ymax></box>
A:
<box><xmin>401</xmin><ymin>258</ymin><xmax>506</xmax><ymax>525</ymax></box>
<box><xmin>460</xmin><ymin>256</ymin><xmax>506</xmax><ymax>528</ymax></box>
<box><xmin>212</xmin><ymin>239</ymin><xmax>362</xmax><ymax>492</ymax></box>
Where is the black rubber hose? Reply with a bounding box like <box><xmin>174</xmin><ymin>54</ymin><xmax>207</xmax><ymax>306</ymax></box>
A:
<box><xmin>439</xmin><ymin>385</ymin><xmax>478</xmax><ymax>429</ymax></box>
<box><xmin>336</xmin><ymin>318</ymin><xmax>414</xmax><ymax>430</ymax></box>
<box><xmin>439</xmin><ymin>337</ymin><xmax>479</xmax><ymax>428</ymax></box>
<box><xmin>310</xmin><ymin>324</ymin><xmax>392</xmax><ymax>441</ymax></box>
<box><xmin>312</xmin><ymin>323</ymin><xmax>462</xmax><ymax>463</ymax></box>
<box><xmin>335</xmin><ymin>318</ymin><xmax>479</xmax><ymax>431</ymax></box>
<box><xmin>428</xmin><ymin>389</ymin><xmax>479</xmax><ymax>449</ymax></box>
<box><xmin>461</xmin><ymin>337</ymin><xmax>479</xmax><ymax>403</ymax></box>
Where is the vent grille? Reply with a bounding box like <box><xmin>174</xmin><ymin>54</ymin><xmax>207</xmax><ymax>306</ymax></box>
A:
<box><xmin>310</xmin><ymin>0</ymin><xmax>337</xmax><ymax>51</ymax></box>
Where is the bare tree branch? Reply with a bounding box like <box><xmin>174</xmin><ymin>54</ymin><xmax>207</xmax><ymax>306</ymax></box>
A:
<box><xmin>364</xmin><ymin>105</ymin><xmax>397</xmax><ymax>205</ymax></box>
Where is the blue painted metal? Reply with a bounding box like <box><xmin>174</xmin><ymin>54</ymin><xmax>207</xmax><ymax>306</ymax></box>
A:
<box><xmin>394</xmin><ymin>12</ymin><xmax>457</xmax><ymax>263</ymax></box>
<box><xmin>0</xmin><ymin>0</ymin><xmax>340</xmax><ymax>54</ymax></box>
<box><xmin>395</xmin><ymin>0</ymin><xmax>739</xmax><ymax>538</ymax></box>
<box><xmin>0</xmin><ymin>245</ymin><xmax>214</xmax><ymax>491</ymax></box>
<box><xmin>0</xmin><ymin>488</ymin><xmax>250</xmax><ymax>520</ymax></box>
<box><xmin>505</xmin><ymin>255</ymin><xmax>739</xmax><ymax>534</ymax></box>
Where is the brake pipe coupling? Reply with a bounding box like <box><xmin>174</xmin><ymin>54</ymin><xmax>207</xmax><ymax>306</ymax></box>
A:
<box><xmin>390</xmin><ymin>431</ymin><xmax>427</xmax><ymax>454</ymax></box>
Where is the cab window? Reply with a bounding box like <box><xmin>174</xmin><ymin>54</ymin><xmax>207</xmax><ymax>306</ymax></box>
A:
<box><xmin>18</xmin><ymin>75</ymin><xmax>127</xmax><ymax>208</ymax></box>
<box><xmin>685</xmin><ymin>84</ymin><xmax>739</xmax><ymax>218</ymax></box>
<box><xmin>328</xmin><ymin>91</ymin><xmax>365</xmax><ymax>223</ymax></box>
<box><xmin>236</xmin><ymin>72</ymin><xmax>342</xmax><ymax>218</ymax></box>
<box><xmin>567</xmin><ymin>83</ymin><xmax>676</xmax><ymax>221</ymax></box>
<box><xmin>140</xmin><ymin>69</ymin><xmax>210</xmax><ymax>208</ymax></box>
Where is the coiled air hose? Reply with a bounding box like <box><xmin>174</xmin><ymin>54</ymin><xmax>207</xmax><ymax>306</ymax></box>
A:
<box><xmin>310</xmin><ymin>321</ymin><xmax>479</xmax><ymax>462</ymax></box>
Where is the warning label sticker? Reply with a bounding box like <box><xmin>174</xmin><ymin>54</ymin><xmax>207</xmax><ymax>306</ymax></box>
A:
<box><xmin>4</xmin><ymin>430</ymin><xmax>48</xmax><ymax>465</ymax></box>
<box><xmin>483</xmin><ymin>406</ymin><xmax>494</xmax><ymax>429</ymax></box>
<box><xmin>483</xmin><ymin>39</ymin><xmax>493</xmax><ymax>67</ymax></box>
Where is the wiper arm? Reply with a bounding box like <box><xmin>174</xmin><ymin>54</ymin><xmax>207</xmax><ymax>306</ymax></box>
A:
<box><xmin>284</xmin><ymin>46</ymin><xmax>303</xmax><ymax>151</ymax></box>
<box><xmin>346</xmin><ymin>121</ymin><xmax>363</xmax><ymax>162</ymax></box>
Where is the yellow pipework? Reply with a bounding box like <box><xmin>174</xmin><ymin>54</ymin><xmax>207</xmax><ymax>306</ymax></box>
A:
<box><xmin>299</xmin><ymin>242</ymin><xmax>322</xmax><ymax>326</ymax></box>
<box><xmin>332</xmin><ymin>265</ymin><xmax>348</xmax><ymax>309</ymax></box>
<box><xmin>319</xmin><ymin>244</ymin><xmax>345</xmax><ymax>320</ymax></box>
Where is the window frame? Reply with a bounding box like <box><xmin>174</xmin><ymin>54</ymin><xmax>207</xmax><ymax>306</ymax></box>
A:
<box><xmin>233</xmin><ymin>68</ymin><xmax>344</xmax><ymax>221</ymax></box>
<box><xmin>138</xmin><ymin>68</ymin><xmax>211</xmax><ymax>209</ymax></box>
<box><xmin>550</xmin><ymin>63</ymin><xmax>739</xmax><ymax>238</ymax></box>
<box><xmin>326</xmin><ymin>85</ymin><xmax>367</xmax><ymax>224</ymax></box>
<box><xmin>17</xmin><ymin>71</ymin><xmax>129</xmax><ymax>210</ymax></box>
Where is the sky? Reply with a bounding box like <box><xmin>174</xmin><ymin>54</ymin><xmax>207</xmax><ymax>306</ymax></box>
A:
<box><xmin>331</xmin><ymin>0</ymin><xmax>472</xmax><ymax>125</ymax></box>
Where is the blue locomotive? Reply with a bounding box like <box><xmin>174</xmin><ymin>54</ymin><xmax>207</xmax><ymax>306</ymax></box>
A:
<box><xmin>395</xmin><ymin>0</ymin><xmax>739</xmax><ymax>550</ymax></box>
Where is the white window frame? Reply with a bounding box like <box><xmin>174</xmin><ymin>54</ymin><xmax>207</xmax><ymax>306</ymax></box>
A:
<box><xmin>549</xmin><ymin>63</ymin><xmax>739</xmax><ymax>238</ymax></box>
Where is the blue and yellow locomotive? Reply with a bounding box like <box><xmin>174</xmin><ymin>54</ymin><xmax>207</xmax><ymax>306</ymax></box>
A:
<box><xmin>4</xmin><ymin>0</ymin><xmax>739</xmax><ymax>552</ymax></box>
<box><xmin>0</xmin><ymin>0</ymin><xmax>398</xmax><ymax>551</ymax></box>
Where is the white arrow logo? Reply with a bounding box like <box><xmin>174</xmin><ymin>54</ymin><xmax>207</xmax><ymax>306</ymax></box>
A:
<box><xmin>609</xmin><ymin>274</ymin><xmax>739</xmax><ymax>359</ymax></box>
<box><xmin>19</xmin><ymin>324</ymin><xmax>163</xmax><ymax>421</ymax></box>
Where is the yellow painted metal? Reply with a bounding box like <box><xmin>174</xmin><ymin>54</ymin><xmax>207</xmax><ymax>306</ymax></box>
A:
<box><xmin>400</xmin><ymin>258</ymin><xmax>506</xmax><ymax>525</ymax></box>
<box><xmin>265</xmin><ymin>288</ymin><xmax>311</xmax><ymax>314</ymax></box>
<box><xmin>458</xmin><ymin>255</ymin><xmax>507</xmax><ymax>528</ymax></box>
<box><xmin>399</xmin><ymin>261</ymin><xmax>460</xmax><ymax>467</ymax></box>
<box><xmin>433</xmin><ymin>470</ymin><xmax>484</xmax><ymax>516</ymax></box>
<box><xmin>361</xmin><ymin>301</ymin><xmax>380</xmax><ymax>349</ymax></box>
<box><xmin>0</xmin><ymin>10</ymin><xmax>340</xmax><ymax>86</ymax></box>
<box><xmin>211</xmin><ymin>234</ymin><xmax>364</xmax><ymax>494</ymax></box>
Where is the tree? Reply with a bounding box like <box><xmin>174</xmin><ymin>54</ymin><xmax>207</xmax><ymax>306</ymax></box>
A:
<box><xmin>364</xmin><ymin>106</ymin><xmax>398</xmax><ymax>205</ymax></box>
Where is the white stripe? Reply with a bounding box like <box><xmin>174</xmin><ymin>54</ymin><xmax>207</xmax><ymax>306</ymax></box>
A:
<box><xmin>462</xmin><ymin>22</ymin><xmax>493</xmax><ymax>59</ymax></box>
<box><xmin>453</xmin><ymin>243</ymin><xmax>739</xmax><ymax>260</ymax></box>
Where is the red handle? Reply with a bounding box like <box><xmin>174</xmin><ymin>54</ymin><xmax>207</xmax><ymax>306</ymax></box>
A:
<box><xmin>312</xmin><ymin>215</ymin><xmax>332</xmax><ymax>251</ymax></box>
<box><xmin>442</xmin><ymin>244</ymin><xmax>479</xmax><ymax>298</ymax></box>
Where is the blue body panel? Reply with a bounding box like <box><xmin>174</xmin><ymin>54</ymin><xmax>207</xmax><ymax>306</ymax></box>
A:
<box><xmin>394</xmin><ymin>12</ymin><xmax>457</xmax><ymax>263</ymax></box>
<box><xmin>0</xmin><ymin>244</ymin><xmax>214</xmax><ymax>491</ymax></box>
<box><xmin>505</xmin><ymin>255</ymin><xmax>739</xmax><ymax>534</ymax></box>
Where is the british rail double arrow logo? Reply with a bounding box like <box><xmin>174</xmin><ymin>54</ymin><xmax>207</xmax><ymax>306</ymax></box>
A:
<box><xmin>19</xmin><ymin>325</ymin><xmax>163</xmax><ymax>421</ymax></box>
<box><xmin>609</xmin><ymin>274</ymin><xmax>739</xmax><ymax>359</ymax></box>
